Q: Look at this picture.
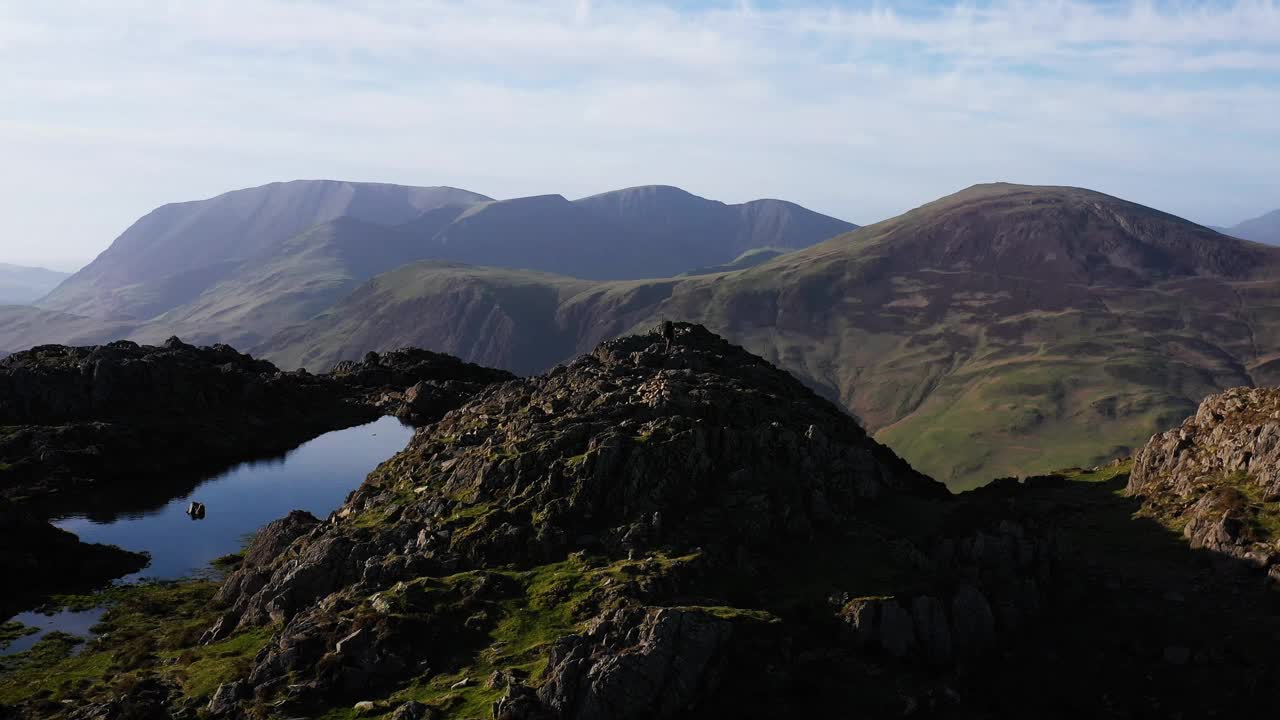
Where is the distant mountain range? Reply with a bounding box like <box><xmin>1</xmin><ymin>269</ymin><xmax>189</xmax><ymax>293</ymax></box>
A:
<box><xmin>258</xmin><ymin>183</ymin><xmax>1280</xmax><ymax>488</ymax></box>
<box><xmin>31</xmin><ymin>180</ymin><xmax>854</xmax><ymax>348</ymax></box>
<box><xmin>6</xmin><ymin>179</ymin><xmax>1278</xmax><ymax>487</ymax></box>
<box><xmin>0</xmin><ymin>263</ymin><xmax>69</xmax><ymax>305</ymax></box>
<box><xmin>1221</xmin><ymin>208</ymin><xmax>1280</xmax><ymax>245</ymax></box>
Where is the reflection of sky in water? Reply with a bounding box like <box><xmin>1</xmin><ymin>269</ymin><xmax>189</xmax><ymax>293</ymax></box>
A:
<box><xmin>53</xmin><ymin>416</ymin><xmax>414</xmax><ymax>582</ymax></box>
<box><xmin>2</xmin><ymin>608</ymin><xmax>103</xmax><ymax>656</ymax></box>
<box><xmin>2</xmin><ymin>417</ymin><xmax>415</xmax><ymax>653</ymax></box>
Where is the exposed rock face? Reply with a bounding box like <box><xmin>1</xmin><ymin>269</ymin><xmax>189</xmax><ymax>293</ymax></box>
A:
<box><xmin>1130</xmin><ymin>387</ymin><xmax>1280</xmax><ymax>500</ymax></box>
<box><xmin>194</xmin><ymin>323</ymin><xmax>944</xmax><ymax>715</ymax></box>
<box><xmin>0</xmin><ymin>338</ymin><xmax>513</xmax><ymax>608</ymax></box>
<box><xmin>537</xmin><ymin>607</ymin><xmax>732</xmax><ymax>720</ymax></box>
<box><xmin>0</xmin><ymin>338</ymin><xmax>288</xmax><ymax>424</ymax></box>
<box><xmin>1128</xmin><ymin>387</ymin><xmax>1280</xmax><ymax>567</ymax></box>
<box><xmin>330</xmin><ymin>348</ymin><xmax>515</xmax><ymax>423</ymax></box>
<box><xmin>0</xmin><ymin>338</ymin><xmax>512</xmax><ymax>503</ymax></box>
<box><xmin>838</xmin><ymin>518</ymin><xmax>1054</xmax><ymax>665</ymax></box>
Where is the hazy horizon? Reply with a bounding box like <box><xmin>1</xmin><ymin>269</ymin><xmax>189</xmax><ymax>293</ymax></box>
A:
<box><xmin>3</xmin><ymin>0</ymin><xmax>1278</xmax><ymax>270</ymax></box>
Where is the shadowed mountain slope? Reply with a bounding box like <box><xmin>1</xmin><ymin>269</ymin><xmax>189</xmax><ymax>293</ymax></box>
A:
<box><xmin>575</xmin><ymin>185</ymin><xmax>856</xmax><ymax>267</ymax></box>
<box><xmin>11</xmin><ymin>182</ymin><xmax>852</xmax><ymax>354</ymax></box>
<box><xmin>262</xmin><ymin>183</ymin><xmax>1280</xmax><ymax>488</ymax></box>
<box><xmin>39</xmin><ymin>180</ymin><xmax>489</xmax><ymax>320</ymax></box>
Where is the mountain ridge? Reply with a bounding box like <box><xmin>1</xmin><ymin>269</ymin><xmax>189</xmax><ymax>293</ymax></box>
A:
<box><xmin>1223</xmin><ymin>207</ymin><xmax>1280</xmax><ymax>245</ymax></box>
<box><xmin>0</xmin><ymin>264</ymin><xmax>71</xmax><ymax>305</ymax></box>
<box><xmin>260</xmin><ymin>182</ymin><xmax>1280</xmax><ymax>487</ymax></box>
<box><xmin>20</xmin><ymin>180</ymin><xmax>853</xmax><ymax>349</ymax></box>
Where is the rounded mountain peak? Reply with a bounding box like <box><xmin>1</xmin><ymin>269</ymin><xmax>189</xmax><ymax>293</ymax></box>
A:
<box><xmin>338</xmin><ymin>322</ymin><xmax>941</xmax><ymax>567</ymax></box>
<box><xmin>845</xmin><ymin>182</ymin><xmax>1276</xmax><ymax>286</ymax></box>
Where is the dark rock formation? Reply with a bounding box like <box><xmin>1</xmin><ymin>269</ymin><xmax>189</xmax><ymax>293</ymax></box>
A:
<box><xmin>330</xmin><ymin>348</ymin><xmax>515</xmax><ymax>423</ymax></box>
<box><xmin>21</xmin><ymin>326</ymin><xmax>1280</xmax><ymax>719</ymax></box>
<box><xmin>1128</xmin><ymin>387</ymin><xmax>1280</xmax><ymax>568</ymax></box>
<box><xmin>188</xmin><ymin>323</ymin><xmax>944</xmax><ymax>716</ymax></box>
<box><xmin>0</xmin><ymin>499</ymin><xmax>147</xmax><ymax>617</ymax></box>
<box><xmin>837</xmin><ymin>517</ymin><xmax>1055</xmax><ymax>666</ymax></box>
<box><xmin>537</xmin><ymin>607</ymin><xmax>732</xmax><ymax>720</ymax></box>
<box><xmin>0</xmin><ymin>338</ymin><xmax>513</xmax><ymax>609</ymax></box>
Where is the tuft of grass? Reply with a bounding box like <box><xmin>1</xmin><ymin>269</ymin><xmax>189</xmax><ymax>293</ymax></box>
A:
<box><xmin>0</xmin><ymin>580</ymin><xmax>267</xmax><ymax>707</ymax></box>
<box><xmin>0</xmin><ymin>621</ymin><xmax>38</xmax><ymax>651</ymax></box>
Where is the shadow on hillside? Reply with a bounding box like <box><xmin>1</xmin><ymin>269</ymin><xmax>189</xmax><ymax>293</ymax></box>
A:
<box><xmin>941</xmin><ymin>474</ymin><xmax>1280</xmax><ymax>716</ymax></box>
<box><xmin>702</xmin><ymin>473</ymin><xmax>1280</xmax><ymax>718</ymax></box>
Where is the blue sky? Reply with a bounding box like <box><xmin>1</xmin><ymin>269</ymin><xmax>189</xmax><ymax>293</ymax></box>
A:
<box><xmin>2</xmin><ymin>0</ymin><xmax>1278</xmax><ymax>270</ymax></box>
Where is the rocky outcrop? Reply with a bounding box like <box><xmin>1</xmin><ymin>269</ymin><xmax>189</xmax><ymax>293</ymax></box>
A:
<box><xmin>0</xmin><ymin>338</ymin><xmax>514</xmax><ymax>610</ymax></box>
<box><xmin>536</xmin><ymin>607</ymin><xmax>732</xmax><ymax>720</ymax></box>
<box><xmin>186</xmin><ymin>323</ymin><xmax>944</xmax><ymax>716</ymax></box>
<box><xmin>330</xmin><ymin>348</ymin><xmax>515</xmax><ymax>423</ymax></box>
<box><xmin>0</xmin><ymin>499</ymin><xmax>148</xmax><ymax>617</ymax></box>
<box><xmin>837</xmin><ymin>518</ymin><xmax>1055</xmax><ymax>665</ymax></box>
<box><xmin>1128</xmin><ymin>387</ymin><xmax>1280</xmax><ymax>568</ymax></box>
<box><xmin>10</xmin><ymin>330</ymin><xmax>1280</xmax><ymax>719</ymax></box>
<box><xmin>0</xmin><ymin>338</ymin><xmax>364</xmax><ymax>505</ymax></box>
<box><xmin>0</xmin><ymin>338</ymin><xmax>514</xmax><ymax>505</ymax></box>
<box><xmin>1130</xmin><ymin>387</ymin><xmax>1280</xmax><ymax>500</ymax></box>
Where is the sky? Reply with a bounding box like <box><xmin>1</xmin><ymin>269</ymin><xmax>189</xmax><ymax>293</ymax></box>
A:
<box><xmin>1</xmin><ymin>0</ymin><xmax>1279</xmax><ymax>271</ymax></box>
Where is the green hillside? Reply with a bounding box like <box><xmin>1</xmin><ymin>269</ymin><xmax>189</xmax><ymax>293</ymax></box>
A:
<box><xmin>262</xmin><ymin>183</ymin><xmax>1280</xmax><ymax>489</ymax></box>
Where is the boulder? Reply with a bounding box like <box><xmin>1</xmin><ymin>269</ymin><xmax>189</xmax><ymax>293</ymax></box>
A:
<box><xmin>538</xmin><ymin>606</ymin><xmax>733</xmax><ymax>720</ymax></box>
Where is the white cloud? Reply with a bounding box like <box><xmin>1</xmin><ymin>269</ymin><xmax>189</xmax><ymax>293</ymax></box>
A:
<box><xmin>0</xmin><ymin>0</ymin><xmax>1277</xmax><ymax>268</ymax></box>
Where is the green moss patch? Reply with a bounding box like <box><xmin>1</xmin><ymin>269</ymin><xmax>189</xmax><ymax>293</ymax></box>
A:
<box><xmin>0</xmin><ymin>581</ymin><xmax>267</xmax><ymax>708</ymax></box>
<box><xmin>0</xmin><ymin>621</ymin><xmax>38</xmax><ymax>651</ymax></box>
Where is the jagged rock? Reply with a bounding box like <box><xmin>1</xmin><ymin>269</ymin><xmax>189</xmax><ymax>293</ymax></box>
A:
<box><xmin>206</xmin><ymin>681</ymin><xmax>247</xmax><ymax>717</ymax></box>
<box><xmin>493</xmin><ymin>683</ymin><xmax>548</xmax><ymax>720</ymax></box>
<box><xmin>330</xmin><ymin>348</ymin><xmax>515</xmax><ymax>423</ymax></box>
<box><xmin>951</xmin><ymin>586</ymin><xmax>996</xmax><ymax>659</ymax></box>
<box><xmin>184</xmin><ymin>325</ymin><xmax>946</xmax><ymax>715</ymax></box>
<box><xmin>0</xmin><ymin>339</ymin><xmax>512</xmax><ymax>507</ymax></box>
<box><xmin>209</xmin><ymin>324</ymin><xmax>941</xmax><ymax>650</ymax></box>
<box><xmin>911</xmin><ymin>596</ymin><xmax>953</xmax><ymax>665</ymax></box>
<box><xmin>63</xmin><ymin>677</ymin><xmax>177</xmax><ymax>720</ymax></box>
<box><xmin>877</xmin><ymin>600</ymin><xmax>917</xmax><ymax>659</ymax></box>
<box><xmin>1129</xmin><ymin>387</ymin><xmax>1280</xmax><ymax>567</ymax></box>
<box><xmin>537</xmin><ymin>606</ymin><xmax>733</xmax><ymax>720</ymax></box>
<box><xmin>840</xmin><ymin>597</ymin><xmax>882</xmax><ymax>649</ymax></box>
<box><xmin>1131</xmin><ymin>388</ymin><xmax>1280</xmax><ymax>501</ymax></box>
<box><xmin>389</xmin><ymin>700</ymin><xmax>431</xmax><ymax>720</ymax></box>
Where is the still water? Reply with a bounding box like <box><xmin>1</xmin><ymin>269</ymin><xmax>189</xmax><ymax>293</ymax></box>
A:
<box><xmin>1</xmin><ymin>415</ymin><xmax>415</xmax><ymax>655</ymax></box>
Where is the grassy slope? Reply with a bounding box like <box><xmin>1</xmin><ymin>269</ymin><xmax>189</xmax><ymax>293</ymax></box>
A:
<box><xmin>263</xmin><ymin>184</ymin><xmax>1280</xmax><ymax>489</ymax></box>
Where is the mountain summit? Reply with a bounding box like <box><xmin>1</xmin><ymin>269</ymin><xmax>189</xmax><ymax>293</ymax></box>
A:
<box><xmin>39</xmin><ymin>180</ymin><xmax>489</xmax><ymax>320</ymax></box>
<box><xmin>1223</xmin><ymin>207</ymin><xmax>1280</xmax><ymax>245</ymax></box>
<box><xmin>262</xmin><ymin>183</ymin><xmax>1280</xmax><ymax>487</ymax></box>
<box><xmin>16</xmin><ymin>180</ymin><xmax>852</xmax><ymax>352</ymax></box>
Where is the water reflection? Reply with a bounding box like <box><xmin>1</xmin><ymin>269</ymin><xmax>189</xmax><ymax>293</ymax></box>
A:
<box><xmin>1</xmin><ymin>416</ymin><xmax>416</xmax><ymax>654</ymax></box>
<box><xmin>52</xmin><ymin>415</ymin><xmax>415</xmax><ymax>582</ymax></box>
<box><xmin>1</xmin><ymin>608</ymin><xmax>103</xmax><ymax>656</ymax></box>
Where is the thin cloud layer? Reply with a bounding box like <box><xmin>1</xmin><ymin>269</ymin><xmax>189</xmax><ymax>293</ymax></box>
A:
<box><xmin>1</xmin><ymin>0</ymin><xmax>1278</xmax><ymax>268</ymax></box>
